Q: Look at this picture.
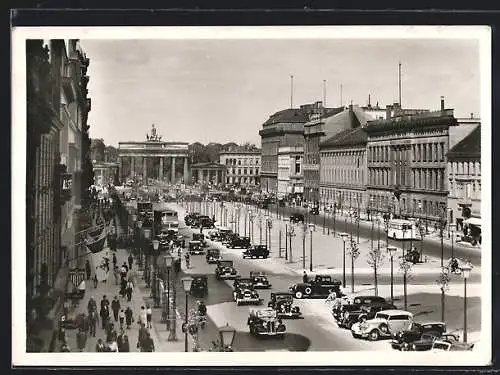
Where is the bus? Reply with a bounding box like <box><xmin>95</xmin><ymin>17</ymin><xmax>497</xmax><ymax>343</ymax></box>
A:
<box><xmin>154</xmin><ymin>209</ymin><xmax>179</xmax><ymax>233</ymax></box>
<box><xmin>386</xmin><ymin>219</ymin><xmax>421</xmax><ymax>240</ymax></box>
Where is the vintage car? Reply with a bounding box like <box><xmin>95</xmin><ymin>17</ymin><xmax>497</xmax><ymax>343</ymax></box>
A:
<box><xmin>289</xmin><ymin>275</ymin><xmax>343</xmax><ymax>299</ymax></box>
<box><xmin>430</xmin><ymin>340</ymin><xmax>474</xmax><ymax>352</ymax></box>
<box><xmin>235</xmin><ymin>286</ymin><xmax>263</xmax><ymax>306</ymax></box>
<box><xmin>391</xmin><ymin>322</ymin><xmax>447</xmax><ymax>350</ymax></box>
<box><xmin>206</xmin><ymin>248</ymin><xmax>222</xmax><ymax>264</ymax></box>
<box><xmin>215</xmin><ymin>260</ymin><xmax>238</xmax><ymax>280</ymax></box>
<box><xmin>249</xmin><ymin>271</ymin><xmax>272</xmax><ymax>289</ymax></box>
<box><xmin>242</xmin><ymin>245</ymin><xmax>270</xmax><ymax>259</ymax></box>
<box><xmin>222</xmin><ymin>232</ymin><xmax>239</xmax><ymax>246</ymax></box>
<box><xmin>351</xmin><ymin>310</ymin><xmax>413</xmax><ymax>341</ymax></box>
<box><xmin>404</xmin><ymin>248</ymin><xmax>421</xmax><ymax>264</ymax></box>
<box><xmin>188</xmin><ymin>240</ymin><xmax>205</xmax><ymax>255</ymax></box>
<box><xmin>397</xmin><ymin>333</ymin><xmax>461</xmax><ymax>352</ymax></box>
<box><xmin>217</xmin><ymin>228</ymin><xmax>234</xmax><ymax>243</ymax></box>
<box><xmin>184</xmin><ymin>212</ymin><xmax>200</xmax><ymax>226</ymax></box>
<box><xmin>189</xmin><ymin>274</ymin><xmax>208</xmax><ymax>298</ymax></box>
<box><xmin>332</xmin><ymin>296</ymin><xmax>388</xmax><ymax>322</ymax></box>
<box><xmin>289</xmin><ymin>213</ymin><xmax>305</xmax><ymax>224</ymax></box>
<box><xmin>338</xmin><ymin>302</ymin><xmax>397</xmax><ymax>329</ymax></box>
<box><xmin>207</xmin><ymin>230</ymin><xmax>220</xmax><ymax>241</ymax></box>
<box><xmin>228</xmin><ymin>236</ymin><xmax>251</xmax><ymax>249</ymax></box>
<box><xmin>267</xmin><ymin>292</ymin><xmax>301</xmax><ymax>319</ymax></box>
<box><xmin>192</xmin><ymin>233</ymin><xmax>207</xmax><ymax>247</ymax></box>
<box><xmin>309</xmin><ymin>207</ymin><xmax>319</xmax><ymax>215</ymax></box>
<box><xmin>233</xmin><ymin>278</ymin><xmax>255</xmax><ymax>297</ymax></box>
<box><xmin>247</xmin><ymin>308</ymin><xmax>286</xmax><ymax>338</ymax></box>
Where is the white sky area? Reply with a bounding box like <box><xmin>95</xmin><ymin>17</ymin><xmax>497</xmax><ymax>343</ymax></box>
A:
<box><xmin>80</xmin><ymin>38</ymin><xmax>480</xmax><ymax>147</ymax></box>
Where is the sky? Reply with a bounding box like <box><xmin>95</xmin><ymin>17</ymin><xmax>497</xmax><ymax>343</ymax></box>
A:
<box><xmin>80</xmin><ymin>38</ymin><xmax>480</xmax><ymax>147</ymax></box>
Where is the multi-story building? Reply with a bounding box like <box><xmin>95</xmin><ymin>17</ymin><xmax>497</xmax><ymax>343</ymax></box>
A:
<box><xmin>259</xmin><ymin>102</ymin><xmax>328</xmax><ymax>193</ymax></box>
<box><xmin>219</xmin><ymin>148</ymin><xmax>261</xmax><ymax>186</ymax></box>
<box><xmin>319</xmin><ymin>127</ymin><xmax>368</xmax><ymax>213</ymax></box>
<box><xmin>26</xmin><ymin>39</ymin><xmax>91</xmax><ymax>351</ymax></box>
<box><xmin>364</xmin><ymin>98</ymin><xmax>457</xmax><ymax>228</ymax></box>
<box><xmin>446</xmin><ymin>124</ymin><xmax>481</xmax><ymax>244</ymax></box>
<box><xmin>277</xmin><ymin>146</ymin><xmax>303</xmax><ymax>198</ymax></box>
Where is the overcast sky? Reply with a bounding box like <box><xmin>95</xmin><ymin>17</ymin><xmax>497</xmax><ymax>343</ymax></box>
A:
<box><xmin>80</xmin><ymin>38</ymin><xmax>480</xmax><ymax>147</ymax></box>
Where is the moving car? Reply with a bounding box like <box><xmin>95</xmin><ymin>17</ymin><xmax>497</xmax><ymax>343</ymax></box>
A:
<box><xmin>228</xmin><ymin>236</ymin><xmax>251</xmax><ymax>249</ymax></box>
<box><xmin>338</xmin><ymin>302</ymin><xmax>397</xmax><ymax>329</ymax></box>
<box><xmin>267</xmin><ymin>292</ymin><xmax>302</xmax><ymax>319</ymax></box>
<box><xmin>207</xmin><ymin>230</ymin><xmax>220</xmax><ymax>241</ymax></box>
<box><xmin>289</xmin><ymin>275</ymin><xmax>343</xmax><ymax>299</ymax></box>
<box><xmin>332</xmin><ymin>296</ymin><xmax>387</xmax><ymax>322</ymax></box>
<box><xmin>235</xmin><ymin>285</ymin><xmax>263</xmax><ymax>306</ymax></box>
<box><xmin>247</xmin><ymin>308</ymin><xmax>286</xmax><ymax>338</ymax></box>
<box><xmin>289</xmin><ymin>213</ymin><xmax>305</xmax><ymax>224</ymax></box>
<box><xmin>188</xmin><ymin>240</ymin><xmax>204</xmax><ymax>255</ymax></box>
<box><xmin>192</xmin><ymin>233</ymin><xmax>207</xmax><ymax>247</ymax></box>
<box><xmin>391</xmin><ymin>322</ymin><xmax>447</xmax><ymax>351</ymax></box>
<box><xmin>351</xmin><ymin>310</ymin><xmax>413</xmax><ymax>341</ymax></box>
<box><xmin>242</xmin><ymin>245</ymin><xmax>270</xmax><ymax>259</ymax></box>
<box><xmin>215</xmin><ymin>260</ymin><xmax>238</xmax><ymax>280</ymax></box>
<box><xmin>249</xmin><ymin>271</ymin><xmax>272</xmax><ymax>289</ymax></box>
<box><xmin>206</xmin><ymin>248</ymin><xmax>222</xmax><ymax>264</ymax></box>
<box><xmin>189</xmin><ymin>275</ymin><xmax>208</xmax><ymax>298</ymax></box>
<box><xmin>233</xmin><ymin>278</ymin><xmax>254</xmax><ymax>297</ymax></box>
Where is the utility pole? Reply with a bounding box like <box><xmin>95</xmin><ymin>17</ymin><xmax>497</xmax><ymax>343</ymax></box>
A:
<box><xmin>398</xmin><ymin>61</ymin><xmax>402</xmax><ymax>107</ymax></box>
<box><xmin>290</xmin><ymin>75</ymin><xmax>294</xmax><ymax>109</ymax></box>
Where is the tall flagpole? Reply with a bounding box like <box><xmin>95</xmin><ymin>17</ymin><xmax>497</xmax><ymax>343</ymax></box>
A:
<box><xmin>340</xmin><ymin>84</ymin><xmax>343</xmax><ymax>107</ymax></box>
<box><xmin>290</xmin><ymin>75</ymin><xmax>294</xmax><ymax>109</ymax></box>
<box><xmin>323</xmin><ymin>80</ymin><xmax>327</xmax><ymax>106</ymax></box>
<box><xmin>398</xmin><ymin>61</ymin><xmax>402</xmax><ymax>107</ymax></box>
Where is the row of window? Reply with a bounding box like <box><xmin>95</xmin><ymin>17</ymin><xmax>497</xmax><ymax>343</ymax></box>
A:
<box><xmin>368</xmin><ymin>194</ymin><xmax>446</xmax><ymax>218</ymax></box>
<box><xmin>319</xmin><ymin>189</ymin><xmax>364</xmax><ymax>206</ymax></box>
<box><xmin>227</xmin><ymin>168</ymin><xmax>260</xmax><ymax>175</ymax></box>
<box><xmin>449</xmin><ymin>180</ymin><xmax>481</xmax><ymax>200</ymax></box>
<box><xmin>321</xmin><ymin>167</ymin><xmax>365</xmax><ymax>185</ymax></box>
<box><xmin>368</xmin><ymin>167</ymin><xmax>446</xmax><ymax>192</ymax></box>
<box><xmin>226</xmin><ymin>176</ymin><xmax>258</xmax><ymax>184</ymax></box>
<box><xmin>320</xmin><ymin>151</ymin><xmax>365</xmax><ymax>166</ymax></box>
<box><xmin>448</xmin><ymin>161</ymin><xmax>481</xmax><ymax>176</ymax></box>
<box><xmin>368</xmin><ymin>142</ymin><xmax>446</xmax><ymax>164</ymax></box>
<box><xmin>224</xmin><ymin>157</ymin><xmax>260</xmax><ymax>166</ymax></box>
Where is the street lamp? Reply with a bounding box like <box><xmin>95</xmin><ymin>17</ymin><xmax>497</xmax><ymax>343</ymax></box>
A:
<box><xmin>461</xmin><ymin>263</ymin><xmax>473</xmax><ymax>343</ymax></box>
<box><xmin>308</xmin><ymin>223</ymin><xmax>315</xmax><ymax>272</ymax></box>
<box><xmin>287</xmin><ymin>223</ymin><xmax>295</xmax><ymax>263</ymax></box>
<box><xmin>265</xmin><ymin>215</ymin><xmax>270</xmax><ymax>248</ymax></box>
<box><xmin>266</xmin><ymin>216</ymin><xmax>273</xmax><ymax>254</ymax></box>
<box><xmin>181</xmin><ymin>276</ymin><xmax>194</xmax><ymax>352</ymax></box>
<box><xmin>449</xmin><ymin>223</ymin><xmax>457</xmax><ymax>259</ymax></box>
<box><xmin>143</xmin><ymin>228</ymin><xmax>151</xmax><ymax>286</ymax></box>
<box><xmin>219</xmin><ymin>323</ymin><xmax>236</xmax><ymax>352</ymax></box>
<box><xmin>163</xmin><ymin>255</ymin><xmax>173</xmax><ymax>331</ymax></box>
<box><xmin>136</xmin><ymin>220</ymin><xmax>143</xmax><ymax>269</ymax></box>
<box><xmin>152</xmin><ymin>240</ymin><xmax>160</xmax><ymax>307</ymax></box>
<box><xmin>248</xmin><ymin>210</ymin><xmax>254</xmax><ymax>244</ymax></box>
<box><xmin>387</xmin><ymin>246</ymin><xmax>397</xmax><ymax>304</ymax></box>
<box><xmin>340</xmin><ymin>233</ymin><xmax>349</xmax><ymax>289</ymax></box>
<box><xmin>437</xmin><ymin>265</ymin><xmax>450</xmax><ymax>322</ymax></box>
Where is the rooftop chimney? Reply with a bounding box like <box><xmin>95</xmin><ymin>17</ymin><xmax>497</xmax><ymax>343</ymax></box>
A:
<box><xmin>440</xmin><ymin>96</ymin><xmax>445</xmax><ymax>111</ymax></box>
<box><xmin>470</xmin><ymin>112</ymin><xmax>474</xmax><ymax>119</ymax></box>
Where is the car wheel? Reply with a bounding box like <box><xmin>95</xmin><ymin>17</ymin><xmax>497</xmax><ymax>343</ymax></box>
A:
<box><xmin>379</xmin><ymin>324</ymin><xmax>389</xmax><ymax>335</ymax></box>
<box><xmin>369</xmin><ymin>330</ymin><xmax>380</xmax><ymax>341</ymax></box>
<box><xmin>304</xmin><ymin>287</ymin><xmax>312</xmax><ymax>295</ymax></box>
<box><xmin>411</xmin><ymin>343</ymin><xmax>417</xmax><ymax>351</ymax></box>
<box><xmin>401</xmin><ymin>343</ymin><xmax>410</xmax><ymax>351</ymax></box>
<box><xmin>294</xmin><ymin>291</ymin><xmax>303</xmax><ymax>299</ymax></box>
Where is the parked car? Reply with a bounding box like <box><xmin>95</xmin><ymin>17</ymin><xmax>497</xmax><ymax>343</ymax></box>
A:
<box><xmin>267</xmin><ymin>292</ymin><xmax>302</xmax><ymax>319</ymax></box>
<box><xmin>192</xmin><ymin>233</ymin><xmax>207</xmax><ymax>247</ymax></box>
<box><xmin>338</xmin><ymin>302</ymin><xmax>397</xmax><ymax>329</ymax></box>
<box><xmin>332</xmin><ymin>296</ymin><xmax>387</xmax><ymax>322</ymax></box>
<box><xmin>228</xmin><ymin>236</ymin><xmax>251</xmax><ymax>249</ymax></box>
<box><xmin>199</xmin><ymin>216</ymin><xmax>215</xmax><ymax>229</ymax></box>
<box><xmin>247</xmin><ymin>308</ymin><xmax>286</xmax><ymax>338</ymax></box>
<box><xmin>351</xmin><ymin>310</ymin><xmax>413</xmax><ymax>341</ymax></box>
<box><xmin>431</xmin><ymin>340</ymin><xmax>474</xmax><ymax>352</ymax></box>
<box><xmin>289</xmin><ymin>275</ymin><xmax>343</xmax><ymax>299</ymax></box>
<box><xmin>215</xmin><ymin>260</ymin><xmax>238</xmax><ymax>280</ymax></box>
<box><xmin>206</xmin><ymin>248</ymin><xmax>222</xmax><ymax>264</ymax></box>
<box><xmin>391</xmin><ymin>322</ymin><xmax>447</xmax><ymax>351</ymax></box>
<box><xmin>243</xmin><ymin>245</ymin><xmax>270</xmax><ymax>259</ymax></box>
<box><xmin>249</xmin><ymin>271</ymin><xmax>272</xmax><ymax>289</ymax></box>
<box><xmin>207</xmin><ymin>230</ymin><xmax>220</xmax><ymax>241</ymax></box>
<box><xmin>188</xmin><ymin>240</ymin><xmax>204</xmax><ymax>255</ymax></box>
<box><xmin>190</xmin><ymin>275</ymin><xmax>208</xmax><ymax>298</ymax></box>
<box><xmin>290</xmin><ymin>213</ymin><xmax>305</xmax><ymax>224</ymax></box>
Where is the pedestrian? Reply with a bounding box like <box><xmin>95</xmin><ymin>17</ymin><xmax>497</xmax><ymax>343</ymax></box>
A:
<box><xmin>111</xmin><ymin>296</ymin><xmax>121</xmax><ymax>322</ymax></box>
<box><xmin>138</xmin><ymin>306</ymin><xmax>147</xmax><ymax>327</ymax></box>
<box><xmin>93</xmin><ymin>274</ymin><xmax>98</xmax><ymax>288</ymax></box>
<box><xmin>125</xmin><ymin>306</ymin><xmax>134</xmax><ymax>329</ymax></box>
<box><xmin>114</xmin><ymin>266</ymin><xmax>121</xmax><ymax>285</ymax></box>
<box><xmin>85</xmin><ymin>260</ymin><xmax>91</xmax><ymax>280</ymax></box>
<box><xmin>137</xmin><ymin>323</ymin><xmax>148</xmax><ymax>350</ymax></box>
<box><xmin>122</xmin><ymin>262</ymin><xmax>129</xmax><ymax>273</ymax></box>
<box><xmin>117</xmin><ymin>331</ymin><xmax>124</xmax><ymax>351</ymax></box>
<box><xmin>60</xmin><ymin>343</ymin><xmax>71</xmax><ymax>352</ymax></box>
<box><xmin>87</xmin><ymin>296</ymin><xmax>97</xmax><ymax>314</ymax></box>
<box><xmin>95</xmin><ymin>338</ymin><xmax>105</xmax><ymax>352</ymax></box>
<box><xmin>119</xmin><ymin>309</ymin><xmax>125</xmax><ymax>330</ymax></box>
<box><xmin>107</xmin><ymin>337</ymin><xmax>119</xmax><ymax>352</ymax></box>
<box><xmin>128</xmin><ymin>254</ymin><xmax>133</xmax><ymax>270</ymax></box>
<box><xmin>76</xmin><ymin>328</ymin><xmax>87</xmax><ymax>352</ymax></box>
<box><xmin>185</xmin><ymin>252</ymin><xmax>190</xmax><ymax>269</ymax></box>
<box><xmin>120</xmin><ymin>264</ymin><xmax>128</xmax><ymax>280</ymax></box>
<box><xmin>58</xmin><ymin>327</ymin><xmax>67</xmax><ymax>344</ymax></box>
<box><xmin>146</xmin><ymin>305</ymin><xmax>153</xmax><ymax>329</ymax></box>
<box><xmin>100</xmin><ymin>295</ymin><xmax>110</xmax><ymax>310</ymax></box>
<box><xmin>100</xmin><ymin>305</ymin><xmax>110</xmax><ymax>329</ymax></box>
<box><xmin>120</xmin><ymin>277</ymin><xmax>127</xmax><ymax>298</ymax></box>
<box><xmin>126</xmin><ymin>278</ymin><xmax>134</xmax><ymax>302</ymax></box>
<box><xmin>302</xmin><ymin>271</ymin><xmax>309</xmax><ymax>284</ymax></box>
<box><xmin>77</xmin><ymin>279</ymin><xmax>86</xmax><ymax>299</ymax></box>
<box><xmin>112</xmin><ymin>253</ymin><xmax>117</xmax><ymax>269</ymax></box>
<box><xmin>88</xmin><ymin>309</ymin><xmax>98</xmax><ymax>337</ymax></box>
<box><xmin>142</xmin><ymin>332</ymin><xmax>155</xmax><ymax>352</ymax></box>
<box><xmin>121</xmin><ymin>333</ymin><xmax>130</xmax><ymax>352</ymax></box>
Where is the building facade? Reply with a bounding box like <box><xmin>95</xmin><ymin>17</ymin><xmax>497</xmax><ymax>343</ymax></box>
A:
<box><xmin>93</xmin><ymin>162</ymin><xmax>119</xmax><ymax>186</ymax></box>
<box><xmin>219</xmin><ymin>149</ymin><xmax>260</xmax><ymax>186</ymax></box>
<box><xmin>319</xmin><ymin>127</ymin><xmax>368</xmax><ymax>214</ymax></box>
<box><xmin>277</xmin><ymin>146</ymin><xmax>304</xmax><ymax>197</ymax></box>
<box><xmin>259</xmin><ymin>103</ymin><xmax>323</xmax><ymax>193</ymax></box>
<box><xmin>190</xmin><ymin>162</ymin><xmax>227</xmax><ymax>185</ymax></box>
<box><xmin>446</xmin><ymin>125</ymin><xmax>481</xmax><ymax>242</ymax></box>
<box><xmin>364</xmin><ymin>98</ymin><xmax>457</xmax><ymax>227</ymax></box>
<box><xmin>118</xmin><ymin>124</ymin><xmax>190</xmax><ymax>184</ymax></box>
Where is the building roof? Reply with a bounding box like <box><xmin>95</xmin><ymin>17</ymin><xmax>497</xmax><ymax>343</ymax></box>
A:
<box><xmin>446</xmin><ymin>125</ymin><xmax>481</xmax><ymax>159</ymax></box>
<box><xmin>191</xmin><ymin>162</ymin><xmax>226</xmax><ymax>169</ymax></box>
<box><xmin>365</xmin><ymin>110</ymin><xmax>457</xmax><ymax>134</ymax></box>
<box><xmin>262</xmin><ymin>108</ymin><xmax>310</xmax><ymax>126</ymax></box>
<box><xmin>316</xmin><ymin>105</ymin><xmax>366</xmax><ymax>140</ymax></box>
<box><xmin>320</xmin><ymin>127</ymin><xmax>368</xmax><ymax>149</ymax></box>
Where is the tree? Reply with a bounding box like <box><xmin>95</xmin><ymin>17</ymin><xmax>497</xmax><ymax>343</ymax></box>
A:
<box><xmin>105</xmin><ymin>145</ymin><xmax>119</xmax><ymax>162</ymax></box>
<box><xmin>90</xmin><ymin>138</ymin><xmax>105</xmax><ymax>163</ymax></box>
<box><xmin>366</xmin><ymin>230</ymin><xmax>385</xmax><ymax>296</ymax></box>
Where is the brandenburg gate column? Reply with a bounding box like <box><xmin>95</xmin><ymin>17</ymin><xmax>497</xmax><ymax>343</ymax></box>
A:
<box><xmin>198</xmin><ymin>169</ymin><xmax>202</xmax><ymax>183</ymax></box>
<box><xmin>143</xmin><ymin>157</ymin><xmax>147</xmax><ymax>182</ymax></box>
<box><xmin>171</xmin><ymin>157</ymin><xmax>176</xmax><ymax>184</ymax></box>
<box><xmin>183</xmin><ymin>157</ymin><xmax>189</xmax><ymax>184</ymax></box>
<box><xmin>215</xmin><ymin>169</ymin><xmax>219</xmax><ymax>185</ymax></box>
<box><xmin>130</xmin><ymin>156</ymin><xmax>135</xmax><ymax>179</ymax></box>
<box><xmin>118</xmin><ymin>157</ymin><xmax>123</xmax><ymax>182</ymax></box>
<box><xmin>159</xmin><ymin>157</ymin><xmax>164</xmax><ymax>181</ymax></box>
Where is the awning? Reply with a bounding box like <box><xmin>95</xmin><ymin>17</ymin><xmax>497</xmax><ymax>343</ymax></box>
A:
<box><xmin>463</xmin><ymin>217</ymin><xmax>481</xmax><ymax>227</ymax></box>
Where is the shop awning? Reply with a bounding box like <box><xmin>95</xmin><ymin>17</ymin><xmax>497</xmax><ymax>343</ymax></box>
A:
<box><xmin>463</xmin><ymin>217</ymin><xmax>481</xmax><ymax>227</ymax></box>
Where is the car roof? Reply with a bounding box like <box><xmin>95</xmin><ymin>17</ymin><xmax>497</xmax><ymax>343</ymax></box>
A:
<box><xmin>376</xmin><ymin>310</ymin><xmax>413</xmax><ymax>316</ymax></box>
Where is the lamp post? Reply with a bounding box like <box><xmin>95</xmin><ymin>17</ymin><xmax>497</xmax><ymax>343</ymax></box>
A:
<box><xmin>284</xmin><ymin>218</ymin><xmax>289</xmax><ymax>261</ymax></box>
<box><xmin>136</xmin><ymin>220</ymin><xmax>143</xmax><ymax>269</ymax></box>
<box><xmin>437</xmin><ymin>265</ymin><xmax>450</xmax><ymax>322</ymax></box>
<box><xmin>218</xmin><ymin>323</ymin><xmax>236</xmax><ymax>352</ymax></box>
<box><xmin>143</xmin><ymin>228</ymin><xmax>151</xmax><ymax>286</ymax></box>
<box><xmin>163</xmin><ymin>255</ymin><xmax>173</xmax><ymax>330</ymax></box>
<box><xmin>461</xmin><ymin>263</ymin><xmax>472</xmax><ymax>343</ymax></box>
<box><xmin>340</xmin><ymin>233</ymin><xmax>349</xmax><ymax>289</ymax></box>
<box><xmin>264</xmin><ymin>215</ymin><xmax>269</xmax><ymax>248</ymax></box>
<box><xmin>287</xmin><ymin>223</ymin><xmax>295</xmax><ymax>263</ymax></box>
<box><xmin>266</xmin><ymin>216</ymin><xmax>273</xmax><ymax>253</ymax></box>
<box><xmin>301</xmin><ymin>223</ymin><xmax>307</xmax><ymax>270</ymax></box>
<box><xmin>167</xmin><ymin>256</ymin><xmax>178</xmax><ymax>342</ymax></box>
<box><xmin>152</xmin><ymin>239</ymin><xmax>160</xmax><ymax>307</ymax></box>
<box><xmin>181</xmin><ymin>276</ymin><xmax>194</xmax><ymax>352</ymax></box>
<box><xmin>449</xmin><ymin>223</ymin><xmax>457</xmax><ymax>259</ymax></box>
<box><xmin>387</xmin><ymin>246</ymin><xmax>397</xmax><ymax>304</ymax></box>
<box><xmin>348</xmin><ymin>238</ymin><xmax>360</xmax><ymax>294</ymax></box>
<box><xmin>308</xmin><ymin>223</ymin><xmax>315</xmax><ymax>272</ymax></box>
<box><xmin>258</xmin><ymin>215</ymin><xmax>263</xmax><ymax>244</ymax></box>
<box><xmin>244</xmin><ymin>208</ymin><xmax>247</xmax><ymax>236</ymax></box>
<box><xmin>249</xmin><ymin>211</ymin><xmax>254</xmax><ymax>244</ymax></box>
<box><xmin>402</xmin><ymin>228</ymin><xmax>408</xmax><ymax>311</ymax></box>
<box><xmin>333</xmin><ymin>203</ymin><xmax>337</xmax><ymax>236</ymax></box>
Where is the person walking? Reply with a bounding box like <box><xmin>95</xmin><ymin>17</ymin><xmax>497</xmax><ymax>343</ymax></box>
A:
<box><xmin>111</xmin><ymin>296</ymin><xmax>121</xmax><ymax>322</ymax></box>
<box><xmin>85</xmin><ymin>260</ymin><xmax>91</xmax><ymax>281</ymax></box>
<box><xmin>121</xmin><ymin>333</ymin><xmax>130</xmax><ymax>352</ymax></box>
<box><xmin>95</xmin><ymin>338</ymin><xmax>105</xmax><ymax>352</ymax></box>
<box><xmin>142</xmin><ymin>332</ymin><xmax>155</xmax><ymax>352</ymax></box>
<box><xmin>128</xmin><ymin>254</ymin><xmax>133</xmax><ymax>270</ymax></box>
<box><xmin>112</xmin><ymin>253</ymin><xmax>117</xmax><ymax>270</ymax></box>
<box><xmin>120</xmin><ymin>277</ymin><xmax>127</xmax><ymax>298</ymax></box>
<box><xmin>100</xmin><ymin>295</ymin><xmax>110</xmax><ymax>311</ymax></box>
<box><xmin>146</xmin><ymin>305</ymin><xmax>153</xmax><ymax>329</ymax></box>
<box><xmin>122</xmin><ymin>262</ymin><xmax>129</xmax><ymax>273</ymax></box>
<box><xmin>126</xmin><ymin>278</ymin><xmax>134</xmax><ymax>302</ymax></box>
<box><xmin>93</xmin><ymin>274</ymin><xmax>98</xmax><ymax>289</ymax></box>
<box><xmin>87</xmin><ymin>296</ymin><xmax>97</xmax><ymax>315</ymax></box>
<box><xmin>119</xmin><ymin>309</ymin><xmax>125</xmax><ymax>330</ymax></box>
<box><xmin>302</xmin><ymin>271</ymin><xmax>309</xmax><ymax>284</ymax></box>
<box><xmin>88</xmin><ymin>309</ymin><xmax>98</xmax><ymax>337</ymax></box>
<box><xmin>76</xmin><ymin>328</ymin><xmax>87</xmax><ymax>352</ymax></box>
<box><xmin>137</xmin><ymin>323</ymin><xmax>148</xmax><ymax>351</ymax></box>
<box><xmin>100</xmin><ymin>305</ymin><xmax>110</xmax><ymax>329</ymax></box>
<box><xmin>120</xmin><ymin>264</ymin><xmax>128</xmax><ymax>280</ymax></box>
<box><xmin>114</xmin><ymin>266</ymin><xmax>121</xmax><ymax>285</ymax></box>
<box><xmin>125</xmin><ymin>306</ymin><xmax>134</xmax><ymax>329</ymax></box>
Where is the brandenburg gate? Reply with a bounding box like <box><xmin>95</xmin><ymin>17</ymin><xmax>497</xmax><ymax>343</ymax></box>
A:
<box><xmin>118</xmin><ymin>124</ymin><xmax>190</xmax><ymax>184</ymax></box>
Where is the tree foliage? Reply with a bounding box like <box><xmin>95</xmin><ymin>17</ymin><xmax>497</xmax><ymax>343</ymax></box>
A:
<box><xmin>90</xmin><ymin>138</ymin><xmax>105</xmax><ymax>162</ymax></box>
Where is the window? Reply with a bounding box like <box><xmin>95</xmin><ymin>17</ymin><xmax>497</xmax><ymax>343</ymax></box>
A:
<box><xmin>243</xmin><ymin>168</ymin><xmax>247</xmax><ymax>175</ymax></box>
<box><xmin>422</xmin><ymin>144</ymin><xmax>427</xmax><ymax>162</ymax></box>
<box><xmin>238</xmin><ymin>160</ymin><xmax>241</xmax><ymax>165</ymax></box>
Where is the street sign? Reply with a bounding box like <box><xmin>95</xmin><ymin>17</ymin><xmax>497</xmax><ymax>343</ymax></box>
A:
<box><xmin>69</xmin><ymin>268</ymin><xmax>86</xmax><ymax>288</ymax></box>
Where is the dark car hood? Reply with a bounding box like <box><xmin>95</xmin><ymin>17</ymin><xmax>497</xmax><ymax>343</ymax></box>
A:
<box><xmin>291</xmin><ymin>283</ymin><xmax>310</xmax><ymax>288</ymax></box>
